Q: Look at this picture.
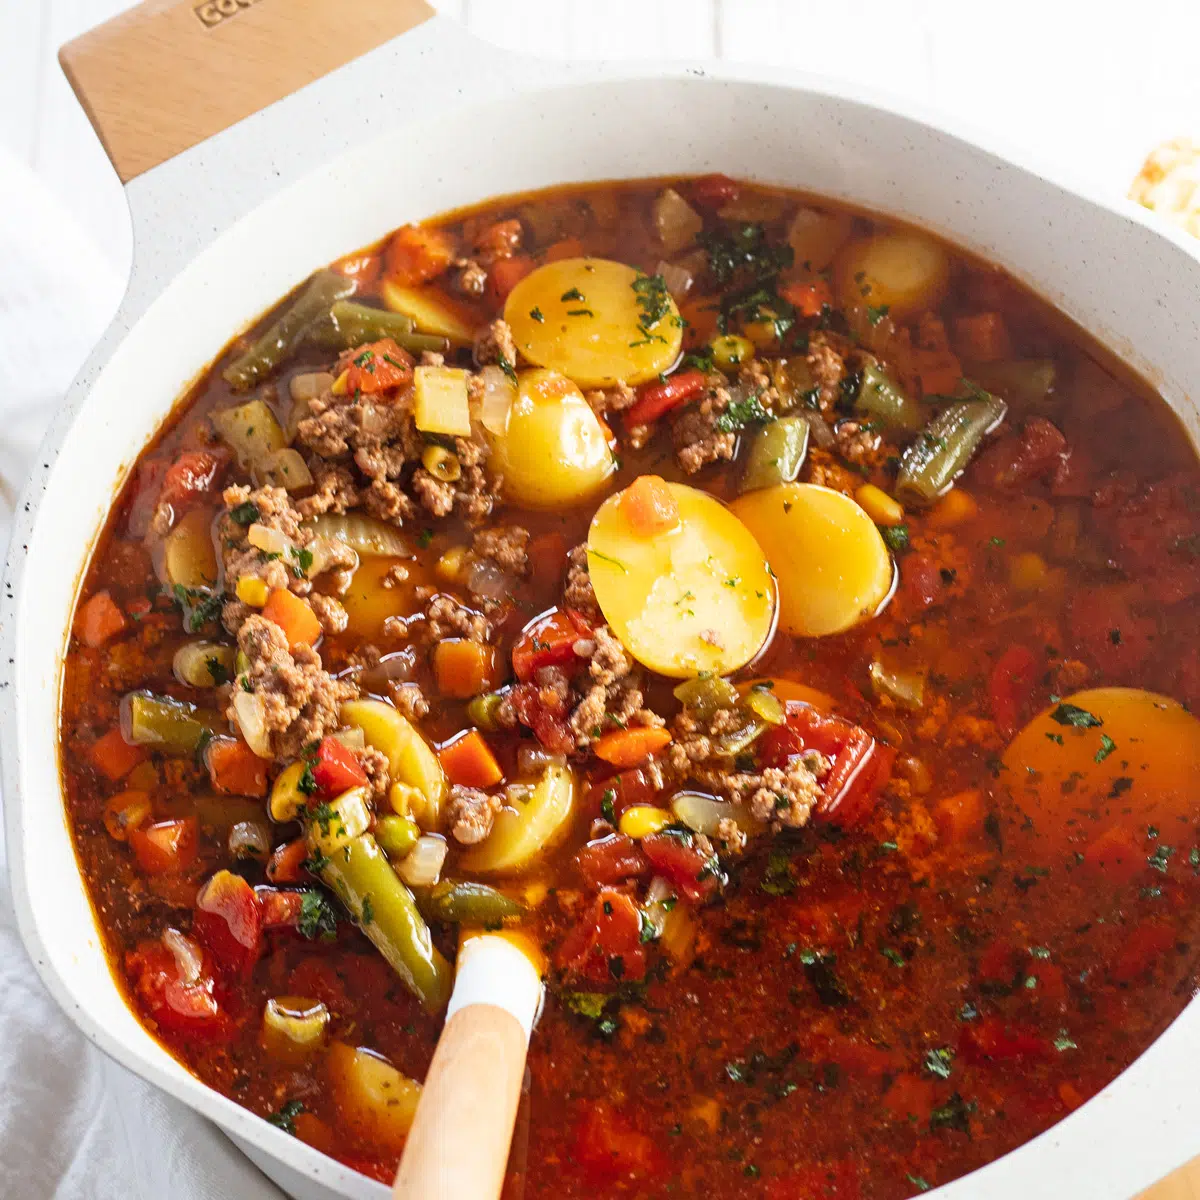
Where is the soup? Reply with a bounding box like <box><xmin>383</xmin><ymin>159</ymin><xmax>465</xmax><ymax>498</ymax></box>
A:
<box><xmin>60</xmin><ymin>176</ymin><xmax>1200</xmax><ymax>1198</ymax></box>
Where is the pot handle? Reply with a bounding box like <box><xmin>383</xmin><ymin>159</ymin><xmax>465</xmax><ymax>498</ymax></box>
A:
<box><xmin>1137</xmin><ymin>1158</ymin><xmax>1200</xmax><ymax>1200</ymax></box>
<box><xmin>59</xmin><ymin>0</ymin><xmax>435</xmax><ymax>184</ymax></box>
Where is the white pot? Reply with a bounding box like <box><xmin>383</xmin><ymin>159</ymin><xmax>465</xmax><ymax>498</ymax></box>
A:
<box><xmin>4</xmin><ymin>14</ymin><xmax>1200</xmax><ymax>1200</ymax></box>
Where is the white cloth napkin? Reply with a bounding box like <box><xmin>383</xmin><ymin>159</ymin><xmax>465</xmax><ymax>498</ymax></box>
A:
<box><xmin>0</xmin><ymin>147</ymin><xmax>285</xmax><ymax>1200</ymax></box>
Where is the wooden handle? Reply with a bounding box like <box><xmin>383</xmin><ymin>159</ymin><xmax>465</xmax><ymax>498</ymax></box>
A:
<box><xmin>1137</xmin><ymin>1156</ymin><xmax>1200</xmax><ymax>1199</ymax></box>
<box><xmin>59</xmin><ymin>0</ymin><xmax>435</xmax><ymax>183</ymax></box>
<box><xmin>393</xmin><ymin>1002</ymin><xmax>529</xmax><ymax>1200</ymax></box>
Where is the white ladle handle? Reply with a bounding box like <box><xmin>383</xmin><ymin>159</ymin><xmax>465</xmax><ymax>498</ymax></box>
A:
<box><xmin>394</xmin><ymin>935</ymin><xmax>543</xmax><ymax>1200</ymax></box>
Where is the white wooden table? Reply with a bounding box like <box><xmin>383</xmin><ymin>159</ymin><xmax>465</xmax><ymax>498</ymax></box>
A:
<box><xmin>2</xmin><ymin>0</ymin><xmax>1199</xmax><ymax>279</ymax></box>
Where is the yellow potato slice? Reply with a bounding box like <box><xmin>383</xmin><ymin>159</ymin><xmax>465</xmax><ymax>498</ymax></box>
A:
<box><xmin>588</xmin><ymin>481</ymin><xmax>776</xmax><ymax>678</ymax></box>
<box><xmin>504</xmin><ymin>258</ymin><xmax>683</xmax><ymax>388</ymax></box>
<box><xmin>834</xmin><ymin>230</ymin><xmax>950</xmax><ymax>320</ymax></box>
<box><xmin>1002</xmin><ymin>688</ymin><xmax>1200</xmax><ymax>827</ymax></box>
<box><xmin>326</xmin><ymin>1042</ymin><xmax>421</xmax><ymax>1153</ymax></box>
<box><xmin>488</xmin><ymin>368</ymin><xmax>615</xmax><ymax>509</ymax></box>
<box><xmin>731</xmin><ymin>484</ymin><xmax>893</xmax><ymax>637</ymax></box>
<box><xmin>160</xmin><ymin>507</ymin><xmax>219</xmax><ymax>590</ymax></box>
<box><xmin>380</xmin><ymin>280</ymin><xmax>476</xmax><ymax>345</ymax></box>
<box><xmin>460</xmin><ymin>763</ymin><xmax>576</xmax><ymax>875</ymax></box>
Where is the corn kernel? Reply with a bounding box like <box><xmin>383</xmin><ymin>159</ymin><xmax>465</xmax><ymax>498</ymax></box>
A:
<box><xmin>236</xmin><ymin>576</ymin><xmax>270</xmax><ymax>607</ymax></box>
<box><xmin>741</xmin><ymin>314</ymin><xmax>782</xmax><ymax>348</ymax></box>
<box><xmin>855</xmin><ymin>483</ymin><xmax>904</xmax><ymax>527</ymax></box>
<box><xmin>269</xmin><ymin>760</ymin><xmax>309</xmax><ymax>823</ymax></box>
<box><xmin>331</xmin><ymin>370</ymin><xmax>350</xmax><ymax>397</ymax></box>
<box><xmin>523</xmin><ymin>880</ymin><xmax>550</xmax><ymax>908</ymax></box>
<box><xmin>1009</xmin><ymin>551</ymin><xmax>1048</xmax><ymax>592</ymax></box>
<box><xmin>709</xmin><ymin>334</ymin><xmax>754</xmax><ymax>372</ymax></box>
<box><xmin>421</xmin><ymin>443</ymin><xmax>462</xmax><ymax>482</ymax></box>
<box><xmin>388</xmin><ymin>781</ymin><xmax>423</xmax><ymax>817</ymax></box>
<box><xmin>928</xmin><ymin>487</ymin><xmax>978</xmax><ymax>527</ymax></box>
<box><xmin>618</xmin><ymin>805</ymin><xmax>674</xmax><ymax>840</ymax></box>
<box><xmin>436</xmin><ymin>546</ymin><xmax>469</xmax><ymax>584</ymax></box>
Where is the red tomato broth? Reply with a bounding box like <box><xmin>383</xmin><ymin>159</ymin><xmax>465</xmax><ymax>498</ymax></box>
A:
<box><xmin>57</xmin><ymin>178</ymin><xmax>1200</xmax><ymax>1198</ymax></box>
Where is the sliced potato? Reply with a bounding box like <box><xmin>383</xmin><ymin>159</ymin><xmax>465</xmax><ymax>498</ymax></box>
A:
<box><xmin>1003</xmin><ymin>688</ymin><xmax>1200</xmax><ymax>827</ymax></box>
<box><xmin>731</xmin><ymin>484</ymin><xmax>893</xmax><ymax>638</ymax></box>
<box><xmin>834</xmin><ymin>230</ymin><xmax>950</xmax><ymax>320</ymax></box>
<box><xmin>787</xmin><ymin>206</ymin><xmax>854</xmax><ymax>272</ymax></box>
<box><xmin>380</xmin><ymin>280</ymin><xmax>476</xmax><ymax>345</ymax></box>
<box><xmin>413</xmin><ymin>365</ymin><xmax>471</xmax><ymax>436</ymax></box>
<box><xmin>341</xmin><ymin>698</ymin><xmax>446</xmax><ymax>829</ymax></box>
<box><xmin>212</xmin><ymin>399</ymin><xmax>287</xmax><ymax>467</ymax></box>
<box><xmin>588</xmin><ymin>480</ymin><xmax>775</xmax><ymax>678</ymax></box>
<box><xmin>460</xmin><ymin>763</ymin><xmax>576</xmax><ymax>875</ymax></box>
<box><xmin>487</xmin><ymin>369</ymin><xmax>614</xmax><ymax>509</ymax></box>
<box><xmin>161</xmin><ymin>506</ymin><xmax>219</xmax><ymax>589</ymax></box>
<box><xmin>504</xmin><ymin>258</ymin><xmax>682</xmax><ymax>387</ymax></box>
<box><xmin>327</xmin><ymin>1042</ymin><xmax>421</xmax><ymax>1154</ymax></box>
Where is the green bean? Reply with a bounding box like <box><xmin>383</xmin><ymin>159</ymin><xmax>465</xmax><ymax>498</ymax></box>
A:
<box><xmin>467</xmin><ymin>692</ymin><xmax>506</xmax><ymax>732</ymax></box>
<box><xmin>673</xmin><ymin>675</ymin><xmax>740</xmax><ymax>720</ymax></box>
<box><xmin>895</xmin><ymin>392</ymin><xmax>1008</xmax><ymax>507</ymax></box>
<box><xmin>223</xmin><ymin>270</ymin><xmax>355</xmax><ymax>390</ymax></box>
<box><xmin>316</xmin><ymin>831</ymin><xmax>452</xmax><ymax>1012</ymax></box>
<box><xmin>308</xmin><ymin>301</ymin><xmax>451</xmax><ymax>357</ymax></box>
<box><xmin>419</xmin><ymin>880</ymin><xmax>526</xmax><ymax>926</ymax></box>
<box><xmin>739</xmin><ymin>416</ymin><xmax>810</xmax><ymax>493</ymax></box>
<box><xmin>854</xmin><ymin>359</ymin><xmax>923</xmax><ymax>432</ymax></box>
<box><xmin>375</xmin><ymin>814</ymin><xmax>421</xmax><ymax>860</ymax></box>
<box><xmin>120</xmin><ymin>691</ymin><xmax>221</xmax><ymax>755</ymax></box>
<box><xmin>973</xmin><ymin>359</ymin><xmax>1057</xmax><ymax>406</ymax></box>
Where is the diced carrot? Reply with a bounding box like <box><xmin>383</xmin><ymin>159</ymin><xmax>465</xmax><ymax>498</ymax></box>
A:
<box><xmin>76</xmin><ymin>590</ymin><xmax>127</xmax><ymax>648</ymax></box>
<box><xmin>487</xmin><ymin>254</ymin><xmax>535</xmax><ymax>303</ymax></box>
<box><xmin>261</xmin><ymin>588</ymin><xmax>321</xmax><ymax>650</ymax></box>
<box><xmin>593</xmin><ymin>726</ymin><xmax>673</xmax><ymax>768</ymax></box>
<box><xmin>129</xmin><ymin>817</ymin><xmax>198</xmax><ymax>875</ymax></box>
<box><xmin>912</xmin><ymin>346</ymin><xmax>964</xmax><ymax>396</ymax></box>
<box><xmin>932</xmin><ymin>789</ymin><xmax>984</xmax><ymax>845</ymax></box>
<box><xmin>677</xmin><ymin>295</ymin><xmax>721</xmax><ymax>350</ymax></box>
<box><xmin>438</xmin><ymin>730</ymin><xmax>503</xmax><ymax>789</ymax></box>
<box><xmin>952</xmin><ymin>312</ymin><xmax>1012</xmax><ymax>363</ymax></box>
<box><xmin>625</xmin><ymin>369</ymin><xmax>708</xmax><ymax>426</ymax></box>
<box><xmin>103</xmin><ymin>790</ymin><xmax>152</xmax><ymax>841</ymax></box>
<box><xmin>543</xmin><ymin>237</ymin><xmax>585</xmax><ymax>263</ymax></box>
<box><xmin>433</xmin><ymin>639</ymin><xmax>496</xmax><ymax>699</ymax></box>
<box><xmin>512</xmin><ymin>607</ymin><xmax>590</xmax><ymax>683</ymax></box>
<box><xmin>620</xmin><ymin>475</ymin><xmax>680</xmax><ymax>537</ymax></box>
<box><xmin>780</xmin><ymin>277</ymin><xmax>833</xmax><ymax>318</ymax></box>
<box><xmin>383</xmin><ymin>224</ymin><xmax>456</xmax><ymax>286</ymax></box>
<box><xmin>331</xmin><ymin>249</ymin><xmax>382</xmax><ymax>288</ymax></box>
<box><xmin>340</xmin><ymin>339</ymin><xmax>413</xmax><ymax>394</ymax></box>
<box><xmin>266</xmin><ymin>837</ymin><xmax>309</xmax><ymax>885</ymax></box>
<box><xmin>88</xmin><ymin>727</ymin><xmax>148</xmax><ymax>782</ymax></box>
<box><xmin>206</xmin><ymin>736</ymin><xmax>269</xmax><ymax>798</ymax></box>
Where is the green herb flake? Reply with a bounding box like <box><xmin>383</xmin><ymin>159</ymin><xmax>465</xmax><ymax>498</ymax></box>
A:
<box><xmin>923</xmin><ymin>1046</ymin><xmax>954</xmax><ymax>1080</ymax></box>
<box><xmin>529</xmin><ymin>306</ymin><xmax>545</xmax><ymax>323</ymax></box>
<box><xmin>715</xmin><ymin>391</ymin><xmax>774</xmax><ymax>433</ymax></box>
<box><xmin>1054</xmin><ymin>1031</ymin><xmax>1078</xmax><ymax>1053</ymax></box>
<box><xmin>1050</xmin><ymin>702</ymin><xmax>1102</xmax><ymax>728</ymax></box>
<box><xmin>881</xmin><ymin>524</ymin><xmax>910</xmax><ymax>554</ymax></box>
<box><xmin>417</xmin><ymin>528</ymin><xmax>434</xmax><ymax>549</ymax></box>
<box><xmin>205</xmin><ymin>656</ymin><xmax>231</xmax><ymax>686</ymax></box>
<box><xmin>906</xmin><ymin>1175</ymin><xmax>931</xmax><ymax>1193</ymax></box>
<box><xmin>298</xmin><ymin>890</ymin><xmax>339</xmax><ymax>941</ymax></box>
<box><xmin>589</xmin><ymin>549</ymin><xmax>628</xmax><ymax>573</ymax></box>
<box><xmin>881</xmin><ymin>947</ymin><xmax>907</xmax><ymax>967</ymax></box>
<box><xmin>266</xmin><ymin>1099</ymin><xmax>305</xmax><ymax>1135</ymax></box>
<box><xmin>1095</xmin><ymin>733</ymin><xmax>1117</xmax><ymax>763</ymax></box>
<box><xmin>761</xmin><ymin>851</ymin><xmax>796</xmax><ymax>897</ymax></box>
<box><xmin>230</xmin><ymin>502</ymin><xmax>260</xmax><ymax>526</ymax></box>
<box><xmin>360</xmin><ymin>894</ymin><xmax>375</xmax><ymax>926</ymax></box>
<box><xmin>1147</xmin><ymin>843</ymin><xmax>1175</xmax><ymax>874</ymax></box>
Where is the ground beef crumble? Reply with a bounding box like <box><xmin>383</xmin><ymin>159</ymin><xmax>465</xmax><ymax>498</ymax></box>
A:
<box><xmin>422</xmin><ymin>594</ymin><xmax>492</xmax><ymax>643</ymax></box>
<box><xmin>563</xmin><ymin>545</ymin><xmax>601</xmax><ymax>622</ymax></box>
<box><xmin>446</xmin><ymin>785</ymin><xmax>503</xmax><ymax>845</ymax></box>
<box><xmin>473</xmin><ymin>318</ymin><xmax>517</xmax><ymax>368</ymax></box>
<box><xmin>671</xmin><ymin>375</ymin><xmax>735</xmax><ymax>474</ymax></box>
<box><xmin>472</xmin><ymin>526</ymin><xmax>530</xmax><ymax>576</ymax></box>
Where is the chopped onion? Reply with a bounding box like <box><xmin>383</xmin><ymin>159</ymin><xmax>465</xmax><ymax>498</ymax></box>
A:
<box><xmin>229</xmin><ymin>820</ymin><xmax>270</xmax><ymax>861</ymax></box>
<box><xmin>307</xmin><ymin>535</ymin><xmax>359</xmax><ymax>579</ymax></box>
<box><xmin>359</xmin><ymin>649</ymin><xmax>417</xmax><ymax>692</ymax></box>
<box><xmin>466</xmin><ymin>556</ymin><xmax>511</xmax><ymax>601</ymax></box>
<box><xmin>671</xmin><ymin>791</ymin><xmax>763</xmax><ymax>838</ymax></box>
<box><xmin>640</xmin><ymin>876</ymin><xmax>675</xmax><ymax>941</ymax></box>
<box><xmin>517</xmin><ymin>746</ymin><xmax>567</xmax><ymax>777</ymax></box>
<box><xmin>801</xmin><ymin>410</ymin><xmax>836</xmax><ymax>449</ymax></box>
<box><xmin>233</xmin><ymin>690</ymin><xmax>271</xmax><ymax>758</ymax></box>
<box><xmin>304</xmin><ymin>514</ymin><xmax>410</xmax><ymax>558</ymax></box>
<box><xmin>247</xmin><ymin>523</ymin><xmax>292</xmax><ymax>556</ymax></box>
<box><xmin>162</xmin><ymin>928</ymin><xmax>203</xmax><ymax>984</ymax></box>
<box><xmin>394</xmin><ymin>834</ymin><xmax>448</xmax><ymax>886</ymax></box>
<box><xmin>289</xmin><ymin>372</ymin><xmax>334</xmax><ymax>404</ymax></box>
<box><xmin>476</xmin><ymin>365</ymin><xmax>516</xmax><ymax>436</ymax></box>
<box><xmin>655</xmin><ymin>259</ymin><xmax>694</xmax><ymax>298</ymax></box>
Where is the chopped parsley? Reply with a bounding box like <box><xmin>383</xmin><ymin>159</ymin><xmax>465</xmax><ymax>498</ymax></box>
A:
<box><xmin>599</xmin><ymin>789</ymin><xmax>616</xmax><ymax>823</ymax></box>
<box><xmin>529</xmin><ymin>306</ymin><xmax>545</xmax><ymax>323</ymax></box>
<box><xmin>230</xmin><ymin>501</ymin><xmax>259</xmax><ymax>525</ymax></box>
<box><xmin>1147</xmin><ymin>843</ymin><xmax>1174</xmax><ymax>874</ymax></box>
<box><xmin>906</xmin><ymin>1175</ymin><xmax>931</xmax><ymax>1193</ymax></box>
<box><xmin>698</xmin><ymin>223</ymin><xmax>793</xmax><ymax>289</ymax></box>
<box><xmin>1054</xmin><ymin>1031</ymin><xmax>1078</xmax><ymax>1052</ymax></box>
<box><xmin>298</xmin><ymin>890</ymin><xmax>339</xmax><ymax>941</ymax></box>
<box><xmin>866</xmin><ymin>303</ymin><xmax>891</xmax><ymax>326</ymax></box>
<box><xmin>631</xmin><ymin>273</ymin><xmax>671</xmax><ymax>345</ymax></box>
<box><xmin>881</xmin><ymin>947</ymin><xmax>907</xmax><ymax>967</ymax></box>
<box><xmin>171</xmin><ymin>584</ymin><xmax>224</xmax><ymax>632</ymax></box>
<box><xmin>417</xmin><ymin>528</ymin><xmax>434</xmax><ymax>549</ymax></box>
<box><xmin>1050</xmin><ymin>702</ymin><xmax>1103</xmax><ymax>728</ymax></box>
<box><xmin>290</xmin><ymin>546</ymin><xmax>313</xmax><ymax>578</ymax></box>
<box><xmin>923</xmin><ymin>1046</ymin><xmax>955</xmax><ymax>1080</ymax></box>
<box><xmin>760</xmin><ymin>851</ymin><xmax>796</xmax><ymax>897</ymax></box>
<box><xmin>714</xmin><ymin>391</ymin><xmax>774</xmax><ymax>433</ymax></box>
<box><xmin>929</xmin><ymin>1092</ymin><xmax>973</xmax><ymax>1134</ymax></box>
<box><xmin>567</xmin><ymin>307</ymin><xmax>595</xmax><ymax>317</ymax></box>
<box><xmin>266</xmin><ymin>1099</ymin><xmax>305</xmax><ymax>1135</ymax></box>
<box><xmin>497</xmin><ymin>354</ymin><xmax>519</xmax><ymax>385</ymax></box>
<box><xmin>205</xmin><ymin>656</ymin><xmax>231</xmax><ymax>686</ymax></box>
<box><xmin>297</xmin><ymin>762</ymin><xmax>318</xmax><ymax>796</ymax></box>
<box><xmin>360</xmin><ymin>895</ymin><xmax>375</xmax><ymax>926</ymax></box>
<box><xmin>1095</xmin><ymin>733</ymin><xmax>1117</xmax><ymax>763</ymax></box>
<box><xmin>589</xmin><ymin>549</ymin><xmax>628</xmax><ymax>573</ymax></box>
<box><xmin>881</xmin><ymin>524</ymin><xmax>910</xmax><ymax>554</ymax></box>
<box><xmin>560</xmin><ymin>287</ymin><xmax>585</xmax><ymax>302</ymax></box>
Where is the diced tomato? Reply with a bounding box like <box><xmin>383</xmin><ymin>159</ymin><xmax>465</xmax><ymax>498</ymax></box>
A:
<box><xmin>584</xmin><ymin>768</ymin><xmax>656</xmax><ymax>820</ymax></box>
<box><xmin>340</xmin><ymin>339</ymin><xmax>413</xmax><ymax>394</ymax></box>
<box><xmin>1068</xmin><ymin>585</ymin><xmax>1155</xmax><ymax>675</ymax></box>
<box><xmin>487</xmin><ymin>254</ymin><xmax>535</xmax><ymax>303</ymax></box>
<box><xmin>194</xmin><ymin>869</ymin><xmax>264</xmax><ymax>977</ymax></box>
<box><xmin>625</xmin><ymin>369</ymin><xmax>707</xmax><ymax>426</ymax></box>
<box><xmin>641</xmin><ymin>830</ymin><xmax>722</xmax><ymax>902</ymax></box>
<box><xmin>473</xmin><ymin>218</ymin><xmax>523</xmax><ymax>263</ymax></box>
<box><xmin>125</xmin><ymin>936</ymin><xmax>231</xmax><ymax>1040</ymax></box>
<box><xmin>512</xmin><ymin>607</ymin><xmax>590</xmax><ymax>683</ymax></box>
<box><xmin>959</xmin><ymin>1016</ymin><xmax>1051</xmax><ymax>1064</ymax></box>
<box><xmin>1082</xmin><ymin>825</ymin><xmax>1143</xmax><ymax>885</ymax></box>
<box><xmin>266</xmin><ymin>837</ymin><xmax>310</xmax><ymax>885</ymax></box>
<box><xmin>976</xmin><ymin>417</ymin><xmax>1069</xmax><ymax>488</ymax></box>
<box><xmin>286</xmin><ymin>957</ymin><xmax>348</xmax><ymax>1012</ymax></box>
<box><xmin>129</xmin><ymin>817</ymin><xmax>198</xmax><ymax>875</ymax></box>
<box><xmin>987</xmin><ymin>644</ymin><xmax>1040</xmax><ymax>735</ymax></box>
<box><xmin>780</xmin><ymin>277</ymin><xmax>833</xmax><ymax>318</ymax></box>
<box><xmin>764</xmin><ymin>1161</ymin><xmax>862</xmax><ymax>1200</ymax></box>
<box><xmin>88</xmin><ymin>727</ymin><xmax>148</xmax><ymax>782</ymax></box>
<box><xmin>75</xmin><ymin>590</ymin><xmax>127</xmax><ymax>648</ymax></box>
<box><xmin>383</xmin><ymin>224</ymin><xmax>456</xmax><ymax>286</ymax></box>
<box><xmin>507</xmin><ymin>681</ymin><xmax>575</xmax><ymax>756</ymax></box>
<box><xmin>312</xmin><ymin>736</ymin><xmax>369</xmax><ymax>796</ymax></box>
<box><xmin>1113</xmin><ymin>921</ymin><xmax>1176</xmax><ymax>983</ymax></box>
<box><xmin>255</xmin><ymin>886</ymin><xmax>306</xmax><ymax>931</ymax></box>
<box><xmin>159</xmin><ymin>449</ymin><xmax>226</xmax><ymax>510</ymax></box>
<box><xmin>572</xmin><ymin>1100</ymin><xmax>666</xmax><ymax>1185</ymax></box>
<box><xmin>206</xmin><ymin>736</ymin><xmax>269</xmax><ymax>798</ymax></box>
<box><xmin>556</xmin><ymin>889</ymin><xmax>647</xmax><ymax>986</ymax></box>
<box><xmin>898</xmin><ymin>554</ymin><xmax>942</xmax><ymax>611</ymax></box>
<box><xmin>688</xmin><ymin>173</ymin><xmax>740</xmax><ymax>211</ymax></box>
<box><xmin>574</xmin><ymin>834</ymin><xmax>648</xmax><ymax>888</ymax></box>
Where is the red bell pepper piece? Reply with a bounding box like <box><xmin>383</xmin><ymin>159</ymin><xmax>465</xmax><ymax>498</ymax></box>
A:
<box><xmin>312</xmin><ymin>736</ymin><xmax>369</xmax><ymax>796</ymax></box>
<box><xmin>641</xmin><ymin>829</ymin><xmax>723</xmax><ymax>901</ymax></box>
<box><xmin>556</xmin><ymin>889</ymin><xmax>647</xmax><ymax>986</ymax></box>
<box><xmin>194</xmin><ymin>869</ymin><xmax>264</xmax><ymax>977</ymax></box>
<box><xmin>159</xmin><ymin>448</ymin><xmax>227</xmax><ymax>510</ymax></box>
<box><xmin>625</xmin><ymin>369</ymin><xmax>708</xmax><ymax>426</ymax></box>
<box><xmin>987</xmin><ymin>644</ymin><xmax>1039</xmax><ymax>735</ymax></box>
<box><xmin>340</xmin><ymin>339</ymin><xmax>413</xmax><ymax>394</ymax></box>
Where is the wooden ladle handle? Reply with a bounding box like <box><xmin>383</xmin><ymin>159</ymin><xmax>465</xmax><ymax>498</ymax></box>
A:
<box><xmin>59</xmin><ymin>0</ymin><xmax>435</xmax><ymax>183</ymax></box>
<box><xmin>1136</xmin><ymin>1156</ymin><xmax>1200</xmax><ymax>1199</ymax></box>
<box><xmin>394</xmin><ymin>934</ymin><xmax>543</xmax><ymax>1200</ymax></box>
